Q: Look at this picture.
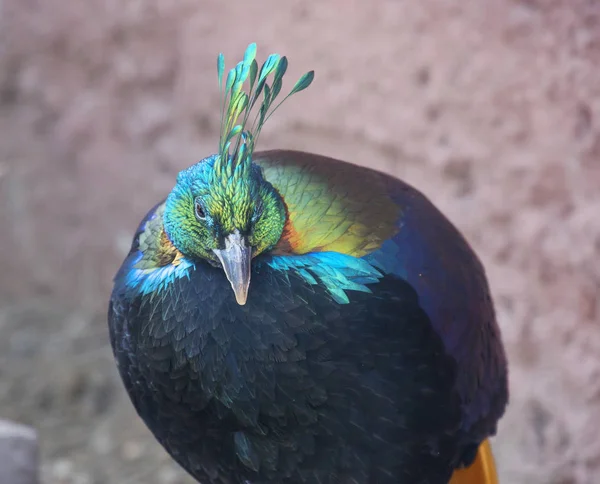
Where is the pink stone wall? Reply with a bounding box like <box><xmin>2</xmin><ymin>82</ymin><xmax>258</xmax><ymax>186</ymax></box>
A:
<box><xmin>1</xmin><ymin>1</ymin><xmax>599</xmax><ymax>482</ymax></box>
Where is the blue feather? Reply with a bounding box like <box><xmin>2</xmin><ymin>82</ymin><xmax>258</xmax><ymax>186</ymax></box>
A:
<box><xmin>263</xmin><ymin>251</ymin><xmax>383</xmax><ymax>304</ymax></box>
<box><xmin>125</xmin><ymin>252</ymin><xmax>195</xmax><ymax>295</ymax></box>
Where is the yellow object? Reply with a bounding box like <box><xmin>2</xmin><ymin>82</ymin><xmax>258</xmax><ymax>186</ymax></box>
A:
<box><xmin>449</xmin><ymin>439</ymin><xmax>498</xmax><ymax>484</ymax></box>
<box><xmin>256</xmin><ymin>153</ymin><xmax>401</xmax><ymax>257</ymax></box>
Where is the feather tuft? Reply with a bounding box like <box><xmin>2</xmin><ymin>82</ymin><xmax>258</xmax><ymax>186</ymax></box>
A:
<box><xmin>290</xmin><ymin>70</ymin><xmax>314</xmax><ymax>95</ymax></box>
<box><xmin>216</xmin><ymin>44</ymin><xmax>315</xmax><ymax>180</ymax></box>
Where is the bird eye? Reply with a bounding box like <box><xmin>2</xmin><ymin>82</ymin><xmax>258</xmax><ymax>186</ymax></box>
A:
<box><xmin>195</xmin><ymin>200</ymin><xmax>206</xmax><ymax>220</ymax></box>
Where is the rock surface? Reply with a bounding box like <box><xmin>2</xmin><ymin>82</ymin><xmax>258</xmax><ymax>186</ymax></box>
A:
<box><xmin>0</xmin><ymin>420</ymin><xmax>39</xmax><ymax>484</ymax></box>
<box><xmin>1</xmin><ymin>1</ymin><xmax>600</xmax><ymax>483</ymax></box>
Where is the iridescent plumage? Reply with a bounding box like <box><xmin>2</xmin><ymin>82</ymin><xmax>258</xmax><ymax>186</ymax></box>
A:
<box><xmin>109</xmin><ymin>44</ymin><xmax>508</xmax><ymax>483</ymax></box>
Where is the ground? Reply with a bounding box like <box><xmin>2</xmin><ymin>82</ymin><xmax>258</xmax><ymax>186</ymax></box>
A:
<box><xmin>1</xmin><ymin>1</ymin><xmax>600</xmax><ymax>483</ymax></box>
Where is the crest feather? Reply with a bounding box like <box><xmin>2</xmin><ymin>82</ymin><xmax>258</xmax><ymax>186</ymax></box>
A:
<box><xmin>215</xmin><ymin>43</ymin><xmax>315</xmax><ymax>181</ymax></box>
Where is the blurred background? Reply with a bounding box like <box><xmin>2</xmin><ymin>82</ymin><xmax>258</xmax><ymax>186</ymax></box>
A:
<box><xmin>1</xmin><ymin>0</ymin><xmax>599</xmax><ymax>483</ymax></box>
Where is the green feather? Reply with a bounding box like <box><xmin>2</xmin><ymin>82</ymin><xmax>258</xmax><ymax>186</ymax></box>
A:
<box><xmin>248</xmin><ymin>59</ymin><xmax>258</xmax><ymax>93</ymax></box>
<box><xmin>273</xmin><ymin>56</ymin><xmax>288</xmax><ymax>86</ymax></box>
<box><xmin>243</xmin><ymin>43</ymin><xmax>257</xmax><ymax>65</ymax></box>
<box><xmin>216</xmin><ymin>44</ymin><xmax>315</xmax><ymax>181</ymax></box>
<box><xmin>225</xmin><ymin>68</ymin><xmax>236</xmax><ymax>99</ymax></box>
<box><xmin>258</xmin><ymin>54</ymin><xmax>280</xmax><ymax>83</ymax></box>
<box><xmin>291</xmin><ymin>70</ymin><xmax>314</xmax><ymax>95</ymax></box>
<box><xmin>217</xmin><ymin>53</ymin><xmax>225</xmax><ymax>90</ymax></box>
<box><xmin>224</xmin><ymin>125</ymin><xmax>242</xmax><ymax>147</ymax></box>
<box><xmin>263</xmin><ymin>70</ymin><xmax>315</xmax><ymax>125</ymax></box>
<box><xmin>263</xmin><ymin>83</ymin><xmax>272</xmax><ymax>108</ymax></box>
<box><xmin>271</xmin><ymin>77</ymin><xmax>282</xmax><ymax>104</ymax></box>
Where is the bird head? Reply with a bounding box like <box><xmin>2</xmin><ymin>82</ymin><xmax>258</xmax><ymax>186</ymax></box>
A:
<box><xmin>163</xmin><ymin>43</ymin><xmax>314</xmax><ymax>305</ymax></box>
<box><xmin>163</xmin><ymin>154</ymin><xmax>286</xmax><ymax>305</ymax></box>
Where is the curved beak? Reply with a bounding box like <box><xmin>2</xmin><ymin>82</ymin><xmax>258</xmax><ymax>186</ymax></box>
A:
<box><xmin>212</xmin><ymin>230</ymin><xmax>252</xmax><ymax>305</ymax></box>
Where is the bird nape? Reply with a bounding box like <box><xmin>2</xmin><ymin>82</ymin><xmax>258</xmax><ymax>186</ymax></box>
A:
<box><xmin>108</xmin><ymin>43</ymin><xmax>508</xmax><ymax>484</ymax></box>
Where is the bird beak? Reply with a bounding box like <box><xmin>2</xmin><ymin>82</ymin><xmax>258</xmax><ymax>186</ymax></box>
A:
<box><xmin>212</xmin><ymin>230</ymin><xmax>252</xmax><ymax>306</ymax></box>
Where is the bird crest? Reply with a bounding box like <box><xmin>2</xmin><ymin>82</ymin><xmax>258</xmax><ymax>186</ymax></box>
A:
<box><xmin>214</xmin><ymin>43</ymin><xmax>314</xmax><ymax>185</ymax></box>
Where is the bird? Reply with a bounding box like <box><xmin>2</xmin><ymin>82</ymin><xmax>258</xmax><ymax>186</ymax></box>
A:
<box><xmin>108</xmin><ymin>43</ymin><xmax>508</xmax><ymax>484</ymax></box>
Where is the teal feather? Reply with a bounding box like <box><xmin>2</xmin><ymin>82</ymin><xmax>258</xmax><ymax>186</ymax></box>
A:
<box><xmin>263</xmin><ymin>251</ymin><xmax>383</xmax><ymax>304</ymax></box>
<box><xmin>248</xmin><ymin>59</ymin><xmax>258</xmax><ymax>93</ymax></box>
<box><xmin>217</xmin><ymin>53</ymin><xmax>225</xmax><ymax>90</ymax></box>
<box><xmin>290</xmin><ymin>70</ymin><xmax>315</xmax><ymax>95</ymax></box>
<box><xmin>216</xmin><ymin>44</ymin><xmax>315</xmax><ymax>179</ymax></box>
<box><xmin>243</xmin><ymin>43</ymin><xmax>257</xmax><ymax>65</ymax></box>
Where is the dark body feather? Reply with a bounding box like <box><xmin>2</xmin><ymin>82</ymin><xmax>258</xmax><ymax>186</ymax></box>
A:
<box><xmin>109</xmin><ymin>150</ymin><xmax>508</xmax><ymax>483</ymax></box>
